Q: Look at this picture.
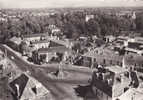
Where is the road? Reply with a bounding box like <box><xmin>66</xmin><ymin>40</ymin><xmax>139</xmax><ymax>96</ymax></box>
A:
<box><xmin>0</xmin><ymin>44</ymin><xmax>92</xmax><ymax>100</ymax></box>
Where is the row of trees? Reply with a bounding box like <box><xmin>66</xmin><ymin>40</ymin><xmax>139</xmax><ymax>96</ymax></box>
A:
<box><xmin>0</xmin><ymin>10</ymin><xmax>143</xmax><ymax>40</ymax></box>
<box><xmin>61</xmin><ymin>12</ymin><xmax>139</xmax><ymax>38</ymax></box>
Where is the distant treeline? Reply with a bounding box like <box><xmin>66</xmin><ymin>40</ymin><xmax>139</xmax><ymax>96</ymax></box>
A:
<box><xmin>0</xmin><ymin>10</ymin><xmax>143</xmax><ymax>41</ymax></box>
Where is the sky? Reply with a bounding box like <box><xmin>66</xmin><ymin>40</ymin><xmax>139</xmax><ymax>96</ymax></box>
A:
<box><xmin>0</xmin><ymin>0</ymin><xmax>143</xmax><ymax>8</ymax></box>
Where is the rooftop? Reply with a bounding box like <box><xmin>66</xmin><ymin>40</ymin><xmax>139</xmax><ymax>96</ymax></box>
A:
<box><xmin>124</xmin><ymin>53</ymin><xmax>143</xmax><ymax>66</ymax></box>
<box><xmin>38</xmin><ymin>46</ymin><xmax>72</xmax><ymax>54</ymax></box>
<box><xmin>50</xmin><ymin>39</ymin><xmax>69</xmax><ymax>47</ymax></box>
<box><xmin>23</xmin><ymin>33</ymin><xmax>48</xmax><ymax>38</ymax></box>
<box><xmin>32</xmin><ymin>40</ymin><xmax>63</xmax><ymax>47</ymax></box>
<box><xmin>118</xmin><ymin>88</ymin><xmax>143</xmax><ymax>100</ymax></box>
<box><xmin>32</xmin><ymin>40</ymin><xmax>50</xmax><ymax>44</ymax></box>
<box><xmin>83</xmin><ymin>46</ymin><xmax>123</xmax><ymax>62</ymax></box>
<box><xmin>50</xmin><ymin>39</ymin><xmax>78</xmax><ymax>47</ymax></box>
<box><xmin>9</xmin><ymin>73</ymin><xmax>51</xmax><ymax>100</ymax></box>
<box><xmin>117</xmin><ymin>36</ymin><xmax>129</xmax><ymax>41</ymax></box>
<box><xmin>0</xmin><ymin>77</ymin><xmax>13</xmax><ymax>100</ymax></box>
<box><xmin>106</xmin><ymin>65</ymin><xmax>128</xmax><ymax>74</ymax></box>
<box><xmin>9</xmin><ymin>36</ymin><xmax>22</xmax><ymax>45</ymax></box>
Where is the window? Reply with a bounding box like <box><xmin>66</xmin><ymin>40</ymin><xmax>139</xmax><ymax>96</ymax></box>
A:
<box><xmin>124</xmin><ymin>72</ymin><xmax>129</xmax><ymax>78</ymax></box>
<box><xmin>31</xmin><ymin>86</ymin><xmax>37</xmax><ymax>94</ymax></box>
<box><xmin>135</xmin><ymin>63</ymin><xmax>137</xmax><ymax>67</ymax></box>
<box><xmin>116</xmin><ymin>76</ymin><xmax>121</xmax><ymax>83</ymax></box>
<box><xmin>124</xmin><ymin>87</ymin><xmax>129</xmax><ymax>92</ymax></box>
<box><xmin>103</xmin><ymin>59</ymin><xmax>106</xmax><ymax>64</ymax></box>
<box><xmin>107</xmin><ymin>95</ymin><xmax>108</xmax><ymax>100</ymax></box>
<box><xmin>0</xmin><ymin>65</ymin><xmax>3</xmax><ymax>70</ymax></box>
<box><xmin>110</xmin><ymin>60</ymin><xmax>112</xmax><ymax>64</ymax></box>
<box><xmin>94</xmin><ymin>58</ymin><xmax>96</xmax><ymax>62</ymax></box>
<box><xmin>7</xmin><ymin>72</ymin><xmax>12</xmax><ymax>77</ymax></box>
<box><xmin>120</xmin><ymin>62</ymin><xmax>122</xmax><ymax>66</ymax></box>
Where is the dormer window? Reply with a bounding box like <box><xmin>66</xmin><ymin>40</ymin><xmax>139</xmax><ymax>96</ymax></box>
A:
<box><xmin>116</xmin><ymin>76</ymin><xmax>121</xmax><ymax>83</ymax></box>
<box><xmin>98</xmin><ymin>73</ymin><xmax>103</xmax><ymax>80</ymax></box>
<box><xmin>107</xmin><ymin>78</ymin><xmax>112</xmax><ymax>86</ymax></box>
<box><xmin>124</xmin><ymin>72</ymin><xmax>129</xmax><ymax>78</ymax></box>
<box><xmin>0</xmin><ymin>65</ymin><xmax>3</xmax><ymax>70</ymax></box>
<box><xmin>31</xmin><ymin>86</ymin><xmax>37</xmax><ymax>95</ymax></box>
<box><xmin>110</xmin><ymin>60</ymin><xmax>112</xmax><ymax>65</ymax></box>
<box><xmin>103</xmin><ymin>59</ymin><xmax>106</xmax><ymax>64</ymax></box>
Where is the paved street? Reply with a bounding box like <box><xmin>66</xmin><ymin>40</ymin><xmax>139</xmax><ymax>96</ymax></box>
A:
<box><xmin>0</xmin><ymin>44</ymin><xmax>92</xmax><ymax>100</ymax></box>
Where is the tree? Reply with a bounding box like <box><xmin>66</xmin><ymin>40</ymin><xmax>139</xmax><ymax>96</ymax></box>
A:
<box><xmin>19</xmin><ymin>41</ymin><xmax>29</xmax><ymax>55</ymax></box>
<box><xmin>86</xmin><ymin>19</ymin><xmax>101</xmax><ymax>37</ymax></box>
<box><xmin>136</xmin><ymin>13</ymin><xmax>143</xmax><ymax>31</ymax></box>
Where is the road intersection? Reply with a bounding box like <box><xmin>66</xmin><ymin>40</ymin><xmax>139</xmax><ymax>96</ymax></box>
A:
<box><xmin>0</xmin><ymin>44</ymin><xmax>92</xmax><ymax>100</ymax></box>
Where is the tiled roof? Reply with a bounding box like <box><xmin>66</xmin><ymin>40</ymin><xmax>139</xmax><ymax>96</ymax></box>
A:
<box><xmin>0</xmin><ymin>77</ymin><xmax>13</xmax><ymax>100</ymax></box>
<box><xmin>125</xmin><ymin>53</ymin><xmax>143</xmax><ymax>66</ymax></box>
<box><xmin>32</xmin><ymin>40</ymin><xmax>63</xmax><ymax>47</ymax></box>
<box><xmin>118</xmin><ymin>88</ymin><xmax>143</xmax><ymax>100</ymax></box>
<box><xmin>106</xmin><ymin>66</ymin><xmax>128</xmax><ymax>74</ymax></box>
<box><xmin>38</xmin><ymin>46</ymin><xmax>72</xmax><ymax>54</ymax></box>
<box><xmin>48</xmin><ymin>41</ymin><xmax>64</xmax><ymax>47</ymax></box>
<box><xmin>32</xmin><ymin>40</ymin><xmax>50</xmax><ymax>44</ymax></box>
<box><xmin>50</xmin><ymin>39</ymin><xmax>68</xmax><ymax>46</ymax></box>
<box><xmin>23</xmin><ymin>33</ymin><xmax>47</xmax><ymax>38</ymax></box>
<box><xmin>83</xmin><ymin>47</ymin><xmax>123</xmax><ymax>62</ymax></box>
<box><xmin>9</xmin><ymin>37</ymin><xmax>22</xmax><ymax>45</ymax></box>
<box><xmin>9</xmin><ymin>74</ymin><xmax>29</xmax><ymax>98</ymax></box>
<box><xmin>9</xmin><ymin>73</ymin><xmax>50</xmax><ymax>100</ymax></box>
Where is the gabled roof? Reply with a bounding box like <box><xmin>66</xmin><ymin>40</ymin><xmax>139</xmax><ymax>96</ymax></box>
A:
<box><xmin>118</xmin><ymin>88</ymin><xmax>143</xmax><ymax>100</ymax></box>
<box><xmin>9</xmin><ymin>37</ymin><xmax>22</xmax><ymax>45</ymax></box>
<box><xmin>23</xmin><ymin>33</ymin><xmax>47</xmax><ymax>38</ymax></box>
<box><xmin>9</xmin><ymin>74</ymin><xmax>29</xmax><ymax>98</ymax></box>
<box><xmin>9</xmin><ymin>73</ymin><xmax>50</xmax><ymax>100</ymax></box>
<box><xmin>125</xmin><ymin>53</ymin><xmax>143</xmax><ymax>66</ymax></box>
<box><xmin>82</xmin><ymin>47</ymin><xmax>123</xmax><ymax>62</ymax></box>
<box><xmin>38</xmin><ymin>46</ymin><xmax>72</xmax><ymax>54</ymax></box>
<box><xmin>48</xmin><ymin>41</ymin><xmax>64</xmax><ymax>47</ymax></box>
<box><xmin>50</xmin><ymin>39</ymin><xmax>77</xmax><ymax>47</ymax></box>
<box><xmin>106</xmin><ymin>66</ymin><xmax>128</xmax><ymax>74</ymax></box>
<box><xmin>50</xmin><ymin>39</ymin><xmax>68</xmax><ymax>47</ymax></box>
<box><xmin>32</xmin><ymin>40</ymin><xmax>50</xmax><ymax>44</ymax></box>
<box><xmin>0</xmin><ymin>77</ymin><xmax>13</xmax><ymax>100</ymax></box>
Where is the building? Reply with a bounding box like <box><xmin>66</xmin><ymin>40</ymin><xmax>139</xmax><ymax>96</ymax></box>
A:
<box><xmin>23</xmin><ymin>33</ymin><xmax>48</xmax><ymax>42</ymax></box>
<box><xmin>31</xmin><ymin>40</ymin><xmax>64</xmax><ymax>50</ymax></box>
<box><xmin>116</xmin><ymin>36</ymin><xmax>143</xmax><ymax>56</ymax></box>
<box><xmin>124</xmin><ymin>37</ymin><xmax>143</xmax><ymax>55</ymax></box>
<box><xmin>31</xmin><ymin>40</ymin><xmax>51</xmax><ymax>50</ymax></box>
<box><xmin>90</xmin><ymin>66</ymin><xmax>131</xmax><ymax>100</ymax></box>
<box><xmin>0</xmin><ymin>51</ymin><xmax>15</xmax><ymax>100</ymax></box>
<box><xmin>51</xmin><ymin>28</ymin><xmax>61</xmax><ymax>36</ymax></box>
<box><xmin>85</xmin><ymin>15</ymin><xmax>94</xmax><ymax>22</ymax></box>
<box><xmin>0</xmin><ymin>50</ymin><xmax>16</xmax><ymax>79</ymax></box>
<box><xmin>7</xmin><ymin>36</ymin><xmax>22</xmax><ymax>51</ymax></box>
<box><xmin>0</xmin><ymin>17</ymin><xmax>7</xmax><ymax>22</ymax></box>
<box><xmin>0</xmin><ymin>76</ymin><xmax>13</xmax><ymax>100</ymax></box>
<box><xmin>116</xmin><ymin>11</ymin><xmax>136</xmax><ymax>19</ymax></box>
<box><xmin>19</xmin><ymin>41</ymin><xmax>35</xmax><ymax>57</ymax></box>
<box><xmin>81</xmin><ymin>47</ymin><xmax>123</xmax><ymax>68</ymax></box>
<box><xmin>105</xmin><ymin>35</ymin><xmax>116</xmax><ymax>43</ymax></box>
<box><xmin>124</xmin><ymin>53</ymin><xmax>143</xmax><ymax>72</ymax></box>
<box><xmin>9</xmin><ymin>73</ymin><xmax>53</xmax><ymax>100</ymax></box>
<box><xmin>0</xmin><ymin>35</ymin><xmax>4</xmax><ymax>43</ymax></box>
<box><xmin>48</xmin><ymin>25</ymin><xmax>63</xmax><ymax>39</ymax></box>
<box><xmin>117</xmin><ymin>88</ymin><xmax>143</xmax><ymax>100</ymax></box>
<box><xmin>131</xmin><ymin>11</ymin><xmax>136</xmax><ymax>20</ymax></box>
<box><xmin>32</xmin><ymin>46</ymin><xmax>72</xmax><ymax>64</ymax></box>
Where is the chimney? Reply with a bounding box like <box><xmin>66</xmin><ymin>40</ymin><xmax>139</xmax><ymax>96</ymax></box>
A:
<box><xmin>122</xmin><ymin>57</ymin><xmax>126</xmax><ymax>68</ymax></box>
<box><xmin>15</xmin><ymin>83</ymin><xmax>20</xmax><ymax>98</ymax></box>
